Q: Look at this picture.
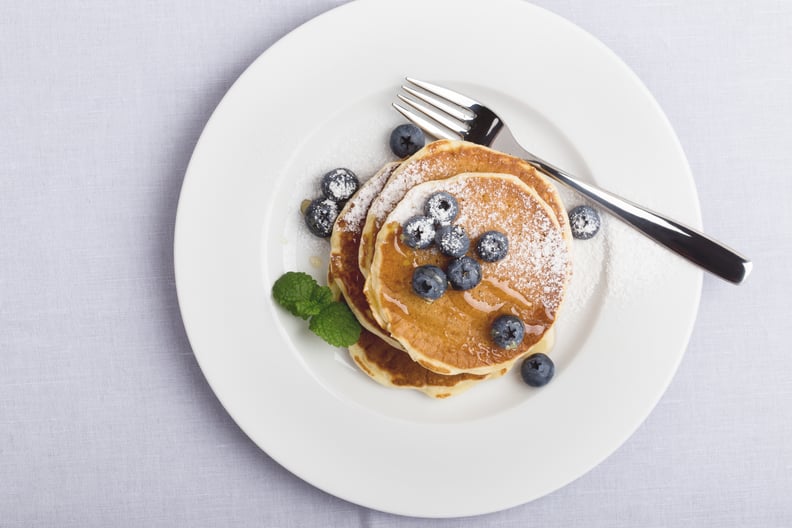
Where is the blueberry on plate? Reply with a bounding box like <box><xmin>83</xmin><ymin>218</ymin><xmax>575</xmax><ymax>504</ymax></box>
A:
<box><xmin>412</xmin><ymin>265</ymin><xmax>447</xmax><ymax>300</ymax></box>
<box><xmin>520</xmin><ymin>353</ymin><xmax>555</xmax><ymax>387</ymax></box>
<box><xmin>568</xmin><ymin>205</ymin><xmax>601</xmax><ymax>240</ymax></box>
<box><xmin>446</xmin><ymin>256</ymin><xmax>482</xmax><ymax>290</ymax></box>
<box><xmin>389</xmin><ymin>123</ymin><xmax>425</xmax><ymax>158</ymax></box>
<box><xmin>304</xmin><ymin>198</ymin><xmax>339</xmax><ymax>238</ymax></box>
<box><xmin>435</xmin><ymin>224</ymin><xmax>470</xmax><ymax>258</ymax></box>
<box><xmin>321</xmin><ymin>168</ymin><xmax>359</xmax><ymax>202</ymax></box>
<box><xmin>476</xmin><ymin>230</ymin><xmax>509</xmax><ymax>262</ymax></box>
<box><xmin>401</xmin><ymin>215</ymin><xmax>436</xmax><ymax>249</ymax></box>
<box><xmin>490</xmin><ymin>315</ymin><xmax>524</xmax><ymax>349</ymax></box>
<box><xmin>424</xmin><ymin>191</ymin><xmax>459</xmax><ymax>225</ymax></box>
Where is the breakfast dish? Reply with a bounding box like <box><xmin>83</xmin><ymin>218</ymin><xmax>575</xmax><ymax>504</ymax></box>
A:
<box><xmin>329</xmin><ymin>160</ymin><xmax>502</xmax><ymax>397</ymax></box>
<box><xmin>320</xmin><ymin>137</ymin><xmax>573</xmax><ymax>394</ymax></box>
<box><xmin>367</xmin><ymin>171</ymin><xmax>571</xmax><ymax>376</ymax></box>
<box><xmin>175</xmin><ymin>0</ymin><xmax>703</xmax><ymax>514</ymax></box>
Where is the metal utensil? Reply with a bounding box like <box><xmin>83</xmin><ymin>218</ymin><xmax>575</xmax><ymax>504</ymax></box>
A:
<box><xmin>394</xmin><ymin>77</ymin><xmax>751</xmax><ymax>284</ymax></box>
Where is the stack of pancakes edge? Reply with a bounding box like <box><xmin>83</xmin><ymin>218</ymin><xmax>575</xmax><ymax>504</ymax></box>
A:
<box><xmin>328</xmin><ymin>139</ymin><xmax>571</xmax><ymax>399</ymax></box>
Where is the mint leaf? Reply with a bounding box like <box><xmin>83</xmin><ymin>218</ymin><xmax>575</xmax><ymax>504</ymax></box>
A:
<box><xmin>293</xmin><ymin>285</ymin><xmax>333</xmax><ymax>320</ymax></box>
<box><xmin>308</xmin><ymin>302</ymin><xmax>361</xmax><ymax>347</ymax></box>
<box><xmin>272</xmin><ymin>272</ymin><xmax>319</xmax><ymax>317</ymax></box>
<box><xmin>273</xmin><ymin>272</ymin><xmax>360</xmax><ymax>348</ymax></box>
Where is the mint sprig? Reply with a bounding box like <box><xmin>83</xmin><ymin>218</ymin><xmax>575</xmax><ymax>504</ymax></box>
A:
<box><xmin>308</xmin><ymin>302</ymin><xmax>361</xmax><ymax>347</ymax></box>
<box><xmin>272</xmin><ymin>271</ymin><xmax>361</xmax><ymax>347</ymax></box>
<box><xmin>272</xmin><ymin>272</ymin><xmax>322</xmax><ymax>318</ymax></box>
<box><xmin>294</xmin><ymin>284</ymin><xmax>333</xmax><ymax>320</ymax></box>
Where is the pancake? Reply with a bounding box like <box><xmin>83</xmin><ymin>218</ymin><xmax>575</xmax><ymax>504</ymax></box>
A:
<box><xmin>367</xmin><ymin>172</ymin><xmax>571</xmax><ymax>376</ymax></box>
<box><xmin>359</xmin><ymin>140</ymin><xmax>569</xmax><ymax>281</ymax></box>
<box><xmin>350</xmin><ymin>325</ymin><xmax>555</xmax><ymax>398</ymax></box>
<box><xmin>348</xmin><ymin>328</ymin><xmax>493</xmax><ymax>398</ymax></box>
<box><xmin>330</xmin><ymin>162</ymin><xmax>500</xmax><ymax>397</ymax></box>
<box><xmin>329</xmin><ymin>162</ymin><xmax>402</xmax><ymax>348</ymax></box>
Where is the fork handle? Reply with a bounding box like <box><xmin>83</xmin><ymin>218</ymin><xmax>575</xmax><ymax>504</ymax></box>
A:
<box><xmin>526</xmin><ymin>157</ymin><xmax>752</xmax><ymax>284</ymax></box>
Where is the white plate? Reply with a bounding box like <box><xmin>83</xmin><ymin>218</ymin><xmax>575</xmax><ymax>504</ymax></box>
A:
<box><xmin>174</xmin><ymin>0</ymin><xmax>702</xmax><ymax>517</ymax></box>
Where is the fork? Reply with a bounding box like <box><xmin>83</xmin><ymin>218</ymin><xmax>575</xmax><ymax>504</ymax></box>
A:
<box><xmin>393</xmin><ymin>77</ymin><xmax>751</xmax><ymax>284</ymax></box>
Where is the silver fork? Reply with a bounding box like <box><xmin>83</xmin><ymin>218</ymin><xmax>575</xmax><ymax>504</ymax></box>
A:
<box><xmin>394</xmin><ymin>77</ymin><xmax>751</xmax><ymax>285</ymax></box>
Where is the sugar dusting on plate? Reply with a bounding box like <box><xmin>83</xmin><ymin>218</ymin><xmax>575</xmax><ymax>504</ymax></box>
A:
<box><xmin>549</xmin><ymin>186</ymin><xmax>605</xmax><ymax>319</ymax></box>
<box><xmin>555</xmin><ymin>184</ymin><xmax>676</xmax><ymax>317</ymax></box>
<box><xmin>604</xmin><ymin>215</ymin><xmax>676</xmax><ymax>300</ymax></box>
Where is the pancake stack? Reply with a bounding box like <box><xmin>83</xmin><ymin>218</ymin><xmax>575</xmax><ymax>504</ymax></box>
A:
<box><xmin>328</xmin><ymin>140</ymin><xmax>571</xmax><ymax>398</ymax></box>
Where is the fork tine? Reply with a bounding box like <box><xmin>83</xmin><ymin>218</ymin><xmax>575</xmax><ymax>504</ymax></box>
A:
<box><xmin>405</xmin><ymin>77</ymin><xmax>480</xmax><ymax>110</ymax></box>
<box><xmin>396</xmin><ymin>94</ymin><xmax>469</xmax><ymax>136</ymax></box>
<box><xmin>392</xmin><ymin>102</ymin><xmax>461</xmax><ymax>141</ymax></box>
<box><xmin>402</xmin><ymin>85</ymin><xmax>474</xmax><ymax>123</ymax></box>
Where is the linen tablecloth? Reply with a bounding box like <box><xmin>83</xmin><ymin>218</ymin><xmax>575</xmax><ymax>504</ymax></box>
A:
<box><xmin>1</xmin><ymin>1</ymin><xmax>790</xmax><ymax>525</ymax></box>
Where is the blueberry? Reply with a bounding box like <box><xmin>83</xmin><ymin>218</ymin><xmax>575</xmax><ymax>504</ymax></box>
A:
<box><xmin>520</xmin><ymin>353</ymin><xmax>555</xmax><ymax>387</ymax></box>
<box><xmin>476</xmin><ymin>231</ymin><xmax>509</xmax><ymax>262</ymax></box>
<box><xmin>490</xmin><ymin>315</ymin><xmax>525</xmax><ymax>349</ymax></box>
<box><xmin>424</xmin><ymin>191</ymin><xmax>459</xmax><ymax>225</ymax></box>
<box><xmin>568</xmin><ymin>205</ymin><xmax>601</xmax><ymax>240</ymax></box>
<box><xmin>321</xmin><ymin>168</ymin><xmax>359</xmax><ymax>202</ymax></box>
<box><xmin>389</xmin><ymin>123</ymin><xmax>425</xmax><ymax>158</ymax></box>
<box><xmin>435</xmin><ymin>224</ymin><xmax>470</xmax><ymax>258</ymax></box>
<box><xmin>446</xmin><ymin>256</ymin><xmax>482</xmax><ymax>290</ymax></box>
<box><xmin>304</xmin><ymin>198</ymin><xmax>339</xmax><ymax>238</ymax></box>
<box><xmin>401</xmin><ymin>215</ymin><xmax>437</xmax><ymax>249</ymax></box>
<box><xmin>412</xmin><ymin>265</ymin><xmax>447</xmax><ymax>300</ymax></box>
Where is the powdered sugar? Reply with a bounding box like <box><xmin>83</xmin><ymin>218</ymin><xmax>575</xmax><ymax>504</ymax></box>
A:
<box><xmin>604</xmin><ymin>216</ymin><xmax>675</xmax><ymax>300</ymax></box>
<box><xmin>402</xmin><ymin>215</ymin><xmax>436</xmax><ymax>249</ymax></box>
<box><xmin>324</xmin><ymin>170</ymin><xmax>358</xmax><ymax>202</ymax></box>
<box><xmin>368</xmin><ymin>158</ymin><xmax>443</xmax><ymax>223</ymax></box>
<box><xmin>436</xmin><ymin>225</ymin><xmax>469</xmax><ymax>257</ymax></box>
<box><xmin>384</xmin><ymin>173</ymin><xmax>570</xmax><ymax>316</ymax></box>
<box><xmin>553</xmin><ymin>183</ymin><xmax>671</xmax><ymax>317</ymax></box>
<box><xmin>424</xmin><ymin>191</ymin><xmax>459</xmax><ymax>225</ymax></box>
<box><xmin>488</xmin><ymin>201</ymin><xmax>568</xmax><ymax>314</ymax></box>
<box><xmin>552</xmin><ymin>187</ymin><xmax>606</xmax><ymax>319</ymax></box>
<box><xmin>568</xmin><ymin>204</ymin><xmax>602</xmax><ymax>240</ymax></box>
<box><xmin>336</xmin><ymin>163</ymin><xmax>398</xmax><ymax>232</ymax></box>
<box><xmin>387</xmin><ymin>173</ymin><xmax>464</xmax><ymax>224</ymax></box>
<box><xmin>475</xmin><ymin>231</ymin><xmax>509</xmax><ymax>262</ymax></box>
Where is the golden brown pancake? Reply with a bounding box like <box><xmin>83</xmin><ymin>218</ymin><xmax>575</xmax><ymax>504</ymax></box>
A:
<box><xmin>348</xmin><ymin>328</ymin><xmax>494</xmax><ymax>398</ymax></box>
<box><xmin>349</xmin><ymin>326</ymin><xmax>555</xmax><ymax>398</ymax></box>
<box><xmin>329</xmin><ymin>162</ymin><xmax>499</xmax><ymax>397</ymax></box>
<box><xmin>367</xmin><ymin>172</ymin><xmax>571</xmax><ymax>376</ymax></box>
<box><xmin>329</xmin><ymin>162</ymin><xmax>402</xmax><ymax>348</ymax></box>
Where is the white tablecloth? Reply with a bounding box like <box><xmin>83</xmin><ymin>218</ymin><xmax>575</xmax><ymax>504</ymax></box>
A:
<box><xmin>1</xmin><ymin>1</ymin><xmax>790</xmax><ymax>525</ymax></box>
